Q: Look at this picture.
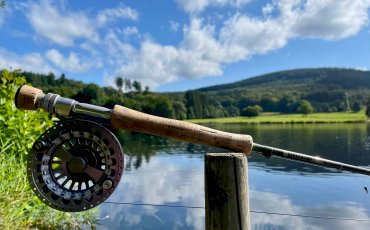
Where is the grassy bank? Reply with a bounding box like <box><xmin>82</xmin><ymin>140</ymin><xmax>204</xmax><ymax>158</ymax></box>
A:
<box><xmin>0</xmin><ymin>70</ymin><xmax>97</xmax><ymax>229</ymax></box>
<box><xmin>187</xmin><ymin>111</ymin><xmax>367</xmax><ymax>124</ymax></box>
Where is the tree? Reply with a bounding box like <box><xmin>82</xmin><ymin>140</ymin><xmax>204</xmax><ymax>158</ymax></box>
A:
<box><xmin>297</xmin><ymin>100</ymin><xmax>314</xmax><ymax>116</ymax></box>
<box><xmin>352</xmin><ymin>101</ymin><xmax>362</xmax><ymax>112</ymax></box>
<box><xmin>227</xmin><ymin>106</ymin><xmax>240</xmax><ymax>117</ymax></box>
<box><xmin>124</xmin><ymin>79</ymin><xmax>132</xmax><ymax>91</ymax></box>
<box><xmin>115</xmin><ymin>77</ymin><xmax>124</xmax><ymax>92</ymax></box>
<box><xmin>185</xmin><ymin>91</ymin><xmax>203</xmax><ymax>118</ymax></box>
<box><xmin>144</xmin><ymin>86</ymin><xmax>150</xmax><ymax>94</ymax></box>
<box><xmin>241</xmin><ymin>105</ymin><xmax>263</xmax><ymax>117</ymax></box>
<box><xmin>1</xmin><ymin>1</ymin><xmax>6</xmax><ymax>8</ymax></box>
<box><xmin>172</xmin><ymin>101</ymin><xmax>187</xmax><ymax>120</ymax></box>
<box><xmin>365</xmin><ymin>97</ymin><xmax>370</xmax><ymax>117</ymax></box>
<box><xmin>72</xmin><ymin>84</ymin><xmax>100</xmax><ymax>104</ymax></box>
<box><xmin>344</xmin><ymin>92</ymin><xmax>351</xmax><ymax>111</ymax></box>
<box><xmin>133</xmin><ymin>80</ymin><xmax>142</xmax><ymax>93</ymax></box>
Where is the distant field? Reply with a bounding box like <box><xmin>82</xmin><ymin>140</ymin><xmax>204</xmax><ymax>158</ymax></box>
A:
<box><xmin>187</xmin><ymin>111</ymin><xmax>367</xmax><ymax>124</ymax></box>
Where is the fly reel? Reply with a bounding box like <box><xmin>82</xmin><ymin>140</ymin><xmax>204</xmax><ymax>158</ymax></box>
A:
<box><xmin>28</xmin><ymin>119</ymin><xmax>123</xmax><ymax>212</ymax></box>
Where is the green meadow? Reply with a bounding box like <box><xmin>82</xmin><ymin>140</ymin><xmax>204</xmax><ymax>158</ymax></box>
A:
<box><xmin>187</xmin><ymin>111</ymin><xmax>367</xmax><ymax>124</ymax></box>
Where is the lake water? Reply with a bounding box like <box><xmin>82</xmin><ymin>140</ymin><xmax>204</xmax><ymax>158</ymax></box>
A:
<box><xmin>97</xmin><ymin>123</ymin><xmax>370</xmax><ymax>230</ymax></box>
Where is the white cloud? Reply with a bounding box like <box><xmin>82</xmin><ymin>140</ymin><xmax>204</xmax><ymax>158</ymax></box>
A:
<box><xmin>113</xmin><ymin>40</ymin><xmax>223</xmax><ymax>89</ymax></box>
<box><xmin>0</xmin><ymin>48</ymin><xmax>53</xmax><ymax>73</ymax></box>
<box><xmin>103</xmin><ymin>0</ymin><xmax>370</xmax><ymax>90</ymax></box>
<box><xmin>103</xmin><ymin>30</ymin><xmax>137</xmax><ymax>65</ymax></box>
<box><xmin>15</xmin><ymin>0</ymin><xmax>368</xmax><ymax>89</ymax></box>
<box><xmin>291</xmin><ymin>0</ymin><xmax>370</xmax><ymax>40</ymax></box>
<box><xmin>25</xmin><ymin>0</ymin><xmax>99</xmax><ymax>46</ymax></box>
<box><xmin>220</xmin><ymin>14</ymin><xmax>290</xmax><ymax>56</ymax></box>
<box><xmin>262</xmin><ymin>3</ymin><xmax>274</xmax><ymax>16</ymax></box>
<box><xmin>176</xmin><ymin>0</ymin><xmax>250</xmax><ymax>13</ymax></box>
<box><xmin>45</xmin><ymin>49</ymin><xmax>98</xmax><ymax>72</ymax></box>
<box><xmin>104</xmin><ymin>19</ymin><xmax>227</xmax><ymax>89</ymax></box>
<box><xmin>106</xmin><ymin>16</ymin><xmax>285</xmax><ymax>89</ymax></box>
<box><xmin>101</xmin><ymin>155</ymin><xmax>205</xmax><ymax>230</ymax></box>
<box><xmin>250</xmin><ymin>190</ymin><xmax>370</xmax><ymax>230</ymax></box>
<box><xmin>97</xmin><ymin>5</ymin><xmax>139</xmax><ymax>26</ymax></box>
<box><xmin>122</xmin><ymin>26</ymin><xmax>139</xmax><ymax>37</ymax></box>
<box><xmin>170</xmin><ymin>21</ymin><xmax>180</xmax><ymax>32</ymax></box>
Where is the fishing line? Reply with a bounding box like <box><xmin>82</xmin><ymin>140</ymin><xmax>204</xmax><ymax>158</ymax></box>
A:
<box><xmin>103</xmin><ymin>201</ymin><xmax>370</xmax><ymax>222</ymax></box>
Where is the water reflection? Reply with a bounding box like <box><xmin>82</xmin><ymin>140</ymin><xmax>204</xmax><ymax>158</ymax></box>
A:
<box><xmin>116</xmin><ymin>131</ymin><xmax>220</xmax><ymax>170</ymax></box>
<box><xmin>250</xmin><ymin>190</ymin><xmax>370</xmax><ymax>230</ymax></box>
<box><xmin>209</xmin><ymin>123</ymin><xmax>370</xmax><ymax>174</ymax></box>
<box><xmin>98</xmin><ymin>124</ymin><xmax>370</xmax><ymax>229</ymax></box>
<box><xmin>116</xmin><ymin>123</ymin><xmax>370</xmax><ymax>174</ymax></box>
<box><xmin>99</xmin><ymin>155</ymin><xmax>205</xmax><ymax>229</ymax></box>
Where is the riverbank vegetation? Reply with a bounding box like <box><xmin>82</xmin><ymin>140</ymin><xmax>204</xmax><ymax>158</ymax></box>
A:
<box><xmin>0</xmin><ymin>70</ymin><xmax>97</xmax><ymax>229</ymax></box>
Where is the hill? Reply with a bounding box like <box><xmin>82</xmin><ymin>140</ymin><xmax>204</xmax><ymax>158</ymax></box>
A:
<box><xmin>177</xmin><ymin>68</ymin><xmax>370</xmax><ymax>118</ymax></box>
<box><xmin>199</xmin><ymin>68</ymin><xmax>370</xmax><ymax>92</ymax></box>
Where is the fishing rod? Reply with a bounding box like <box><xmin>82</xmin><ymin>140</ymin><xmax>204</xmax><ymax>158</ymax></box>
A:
<box><xmin>15</xmin><ymin>85</ymin><xmax>370</xmax><ymax>212</ymax></box>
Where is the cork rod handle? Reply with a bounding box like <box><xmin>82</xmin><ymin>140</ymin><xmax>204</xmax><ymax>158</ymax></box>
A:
<box><xmin>111</xmin><ymin>105</ymin><xmax>253</xmax><ymax>155</ymax></box>
<box><xmin>15</xmin><ymin>85</ymin><xmax>44</xmax><ymax>110</ymax></box>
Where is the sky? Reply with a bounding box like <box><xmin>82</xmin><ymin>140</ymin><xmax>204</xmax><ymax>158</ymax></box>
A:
<box><xmin>1</xmin><ymin>0</ymin><xmax>370</xmax><ymax>92</ymax></box>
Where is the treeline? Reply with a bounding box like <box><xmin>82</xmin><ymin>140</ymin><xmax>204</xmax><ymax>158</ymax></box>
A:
<box><xmin>19</xmin><ymin>71</ymin><xmax>177</xmax><ymax>119</ymax></box>
<box><xmin>14</xmin><ymin>68</ymin><xmax>370</xmax><ymax>120</ymax></box>
<box><xmin>192</xmin><ymin>68</ymin><xmax>370</xmax><ymax>116</ymax></box>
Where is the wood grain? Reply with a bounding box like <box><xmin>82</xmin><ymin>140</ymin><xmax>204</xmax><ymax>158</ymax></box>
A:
<box><xmin>205</xmin><ymin>153</ymin><xmax>250</xmax><ymax>230</ymax></box>
<box><xmin>111</xmin><ymin>105</ymin><xmax>253</xmax><ymax>154</ymax></box>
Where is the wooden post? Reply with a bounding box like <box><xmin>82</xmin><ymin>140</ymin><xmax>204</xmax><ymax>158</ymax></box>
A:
<box><xmin>205</xmin><ymin>153</ymin><xmax>250</xmax><ymax>230</ymax></box>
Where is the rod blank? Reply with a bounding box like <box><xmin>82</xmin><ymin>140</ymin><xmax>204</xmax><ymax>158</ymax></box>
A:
<box><xmin>253</xmin><ymin>143</ymin><xmax>370</xmax><ymax>176</ymax></box>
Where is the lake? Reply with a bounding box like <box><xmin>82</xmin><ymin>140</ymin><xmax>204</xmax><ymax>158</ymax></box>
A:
<box><xmin>97</xmin><ymin>123</ymin><xmax>370</xmax><ymax>230</ymax></box>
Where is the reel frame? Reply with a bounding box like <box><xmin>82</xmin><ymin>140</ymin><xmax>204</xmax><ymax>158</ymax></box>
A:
<box><xmin>28</xmin><ymin>119</ymin><xmax>124</xmax><ymax>212</ymax></box>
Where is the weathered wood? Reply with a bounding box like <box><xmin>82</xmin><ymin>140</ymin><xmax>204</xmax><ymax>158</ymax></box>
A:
<box><xmin>205</xmin><ymin>153</ymin><xmax>250</xmax><ymax>230</ymax></box>
<box><xmin>111</xmin><ymin>105</ymin><xmax>253</xmax><ymax>154</ymax></box>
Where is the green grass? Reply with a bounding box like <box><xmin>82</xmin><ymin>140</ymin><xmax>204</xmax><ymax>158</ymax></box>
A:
<box><xmin>187</xmin><ymin>111</ymin><xmax>367</xmax><ymax>124</ymax></box>
<box><xmin>0</xmin><ymin>70</ymin><xmax>97</xmax><ymax>229</ymax></box>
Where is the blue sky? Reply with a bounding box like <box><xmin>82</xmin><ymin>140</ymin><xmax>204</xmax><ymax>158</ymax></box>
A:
<box><xmin>1</xmin><ymin>0</ymin><xmax>370</xmax><ymax>92</ymax></box>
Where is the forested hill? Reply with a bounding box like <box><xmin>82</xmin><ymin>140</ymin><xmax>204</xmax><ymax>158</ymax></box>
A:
<box><xmin>179</xmin><ymin>68</ymin><xmax>370</xmax><ymax>118</ymax></box>
<box><xmin>198</xmin><ymin>68</ymin><xmax>370</xmax><ymax>92</ymax></box>
<box><xmin>9</xmin><ymin>67</ymin><xmax>370</xmax><ymax>120</ymax></box>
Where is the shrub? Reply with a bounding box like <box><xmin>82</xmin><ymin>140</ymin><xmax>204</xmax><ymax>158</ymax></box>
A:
<box><xmin>241</xmin><ymin>105</ymin><xmax>263</xmax><ymax>117</ymax></box>
<box><xmin>352</xmin><ymin>101</ymin><xmax>362</xmax><ymax>113</ymax></box>
<box><xmin>297</xmin><ymin>100</ymin><xmax>314</xmax><ymax>115</ymax></box>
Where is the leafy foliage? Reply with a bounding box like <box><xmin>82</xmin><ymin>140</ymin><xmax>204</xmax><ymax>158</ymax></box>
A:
<box><xmin>297</xmin><ymin>100</ymin><xmax>314</xmax><ymax>115</ymax></box>
<box><xmin>115</xmin><ymin>77</ymin><xmax>123</xmax><ymax>92</ymax></box>
<box><xmin>352</xmin><ymin>101</ymin><xmax>362</xmax><ymax>113</ymax></box>
<box><xmin>241</xmin><ymin>105</ymin><xmax>263</xmax><ymax>117</ymax></box>
<box><xmin>0</xmin><ymin>70</ymin><xmax>97</xmax><ymax>229</ymax></box>
<box><xmin>195</xmin><ymin>68</ymin><xmax>370</xmax><ymax>115</ymax></box>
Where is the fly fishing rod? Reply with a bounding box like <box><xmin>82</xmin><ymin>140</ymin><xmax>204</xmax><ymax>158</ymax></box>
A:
<box><xmin>15</xmin><ymin>85</ymin><xmax>370</xmax><ymax>212</ymax></box>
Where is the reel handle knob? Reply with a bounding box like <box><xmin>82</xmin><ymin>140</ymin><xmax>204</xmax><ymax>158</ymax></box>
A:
<box><xmin>111</xmin><ymin>105</ymin><xmax>253</xmax><ymax>155</ymax></box>
<box><xmin>15</xmin><ymin>85</ymin><xmax>44</xmax><ymax>110</ymax></box>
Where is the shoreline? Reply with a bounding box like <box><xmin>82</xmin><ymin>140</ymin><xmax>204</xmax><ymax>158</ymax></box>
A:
<box><xmin>187</xmin><ymin>112</ymin><xmax>367</xmax><ymax>124</ymax></box>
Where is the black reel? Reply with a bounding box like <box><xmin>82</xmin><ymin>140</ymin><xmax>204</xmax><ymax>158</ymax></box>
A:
<box><xmin>28</xmin><ymin>119</ymin><xmax>124</xmax><ymax>212</ymax></box>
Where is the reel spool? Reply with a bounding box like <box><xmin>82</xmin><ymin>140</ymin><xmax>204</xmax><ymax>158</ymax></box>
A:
<box><xmin>28</xmin><ymin>119</ymin><xmax>124</xmax><ymax>212</ymax></box>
